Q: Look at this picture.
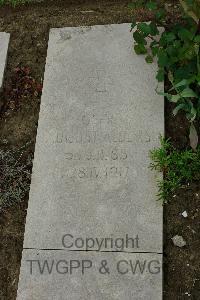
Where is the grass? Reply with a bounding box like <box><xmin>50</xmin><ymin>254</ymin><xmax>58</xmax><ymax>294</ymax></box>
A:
<box><xmin>0</xmin><ymin>0</ymin><xmax>31</xmax><ymax>6</ymax></box>
<box><xmin>150</xmin><ymin>137</ymin><xmax>200</xmax><ymax>202</ymax></box>
<box><xmin>0</xmin><ymin>145</ymin><xmax>32</xmax><ymax>211</ymax></box>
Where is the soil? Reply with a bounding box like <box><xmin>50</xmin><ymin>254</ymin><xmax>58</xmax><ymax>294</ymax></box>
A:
<box><xmin>0</xmin><ymin>1</ymin><xmax>199</xmax><ymax>299</ymax></box>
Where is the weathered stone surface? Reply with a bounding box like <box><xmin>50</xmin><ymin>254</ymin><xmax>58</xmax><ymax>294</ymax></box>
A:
<box><xmin>0</xmin><ymin>32</ymin><xmax>10</xmax><ymax>89</ymax></box>
<box><xmin>23</xmin><ymin>24</ymin><xmax>163</xmax><ymax>252</ymax></box>
<box><xmin>17</xmin><ymin>249</ymin><xmax>162</xmax><ymax>300</ymax></box>
<box><xmin>17</xmin><ymin>24</ymin><xmax>163</xmax><ymax>299</ymax></box>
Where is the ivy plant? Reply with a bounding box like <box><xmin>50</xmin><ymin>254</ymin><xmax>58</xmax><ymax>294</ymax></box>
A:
<box><xmin>131</xmin><ymin>0</ymin><xmax>200</xmax><ymax>148</ymax></box>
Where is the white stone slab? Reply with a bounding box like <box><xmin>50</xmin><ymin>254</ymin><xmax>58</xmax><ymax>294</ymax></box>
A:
<box><xmin>0</xmin><ymin>32</ymin><xmax>10</xmax><ymax>89</ymax></box>
<box><xmin>22</xmin><ymin>24</ymin><xmax>163</xmax><ymax>253</ymax></box>
<box><xmin>17</xmin><ymin>250</ymin><xmax>162</xmax><ymax>300</ymax></box>
<box><xmin>17</xmin><ymin>23</ymin><xmax>164</xmax><ymax>299</ymax></box>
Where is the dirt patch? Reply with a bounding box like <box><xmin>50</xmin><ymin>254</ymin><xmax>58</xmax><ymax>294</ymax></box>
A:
<box><xmin>163</xmin><ymin>182</ymin><xmax>200</xmax><ymax>299</ymax></box>
<box><xmin>0</xmin><ymin>1</ymin><xmax>199</xmax><ymax>299</ymax></box>
<box><xmin>0</xmin><ymin>200</ymin><xmax>27</xmax><ymax>300</ymax></box>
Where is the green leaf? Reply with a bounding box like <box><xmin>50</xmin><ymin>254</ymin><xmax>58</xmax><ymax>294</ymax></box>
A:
<box><xmin>160</xmin><ymin>32</ymin><xmax>177</xmax><ymax>48</ymax></box>
<box><xmin>158</xmin><ymin>50</ymin><xmax>169</xmax><ymax>67</ymax></box>
<box><xmin>152</xmin><ymin>46</ymin><xmax>159</xmax><ymax>56</ymax></box>
<box><xmin>156</xmin><ymin>90</ymin><xmax>172</xmax><ymax>101</ymax></box>
<box><xmin>194</xmin><ymin>35</ymin><xmax>200</xmax><ymax>43</ymax></box>
<box><xmin>155</xmin><ymin>9</ymin><xmax>166</xmax><ymax>20</ymax></box>
<box><xmin>134</xmin><ymin>43</ymin><xmax>147</xmax><ymax>54</ymax></box>
<box><xmin>166</xmin><ymin>45</ymin><xmax>177</xmax><ymax>57</ymax></box>
<box><xmin>174</xmin><ymin>64</ymin><xmax>196</xmax><ymax>81</ymax></box>
<box><xmin>174</xmin><ymin>40</ymin><xmax>182</xmax><ymax>49</ymax></box>
<box><xmin>159</xmin><ymin>34</ymin><xmax>168</xmax><ymax>47</ymax></box>
<box><xmin>183</xmin><ymin>44</ymin><xmax>198</xmax><ymax>60</ymax></box>
<box><xmin>156</xmin><ymin>69</ymin><xmax>165</xmax><ymax>82</ymax></box>
<box><xmin>166</xmin><ymin>32</ymin><xmax>176</xmax><ymax>42</ymax></box>
<box><xmin>196</xmin><ymin>74</ymin><xmax>200</xmax><ymax>85</ymax></box>
<box><xmin>131</xmin><ymin>20</ymin><xmax>137</xmax><ymax>30</ymax></box>
<box><xmin>133</xmin><ymin>30</ymin><xmax>147</xmax><ymax>44</ymax></box>
<box><xmin>138</xmin><ymin>23</ymin><xmax>151</xmax><ymax>36</ymax></box>
<box><xmin>171</xmin><ymin>94</ymin><xmax>181</xmax><ymax>103</ymax></box>
<box><xmin>190</xmin><ymin>107</ymin><xmax>197</xmax><ymax>121</ymax></box>
<box><xmin>169</xmin><ymin>79</ymin><xmax>190</xmax><ymax>91</ymax></box>
<box><xmin>149</xmin><ymin>22</ymin><xmax>159</xmax><ymax>36</ymax></box>
<box><xmin>173</xmin><ymin>103</ymin><xmax>187</xmax><ymax>116</ymax></box>
<box><xmin>180</xmin><ymin>87</ymin><xmax>198</xmax><ymax>98</ymax></box>
<box><xmin>145</xmin><ymin>55</ymin><xmax>153</xmax><ymax>63</ymax></box>
<box><xmin>146</xmin><ymin>1</ymin><xmax>157</xmax><ymax>10</ymax></box>
<box><xmin>178</xmin><ymin>28</ymin><xmax>194</xmax><ymax>41</ymax></box>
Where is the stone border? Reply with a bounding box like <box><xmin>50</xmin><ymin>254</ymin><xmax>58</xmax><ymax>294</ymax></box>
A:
<box><xmin>0</xmin><ymin>32</ymin><xmax>10</xmax><ymax>90</ymax></box>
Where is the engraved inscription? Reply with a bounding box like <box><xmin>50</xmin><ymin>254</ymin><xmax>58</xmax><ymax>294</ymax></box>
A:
<box><xmin>65</xmin><ymin>166</ymin><xmax>129</xmax><ymax>180</ymax></box>
<box><xmin>56</xmin><ymin>115</ymin><xmax>148</xmax><ymax>182</ymax></box>
<box><xmin>65</xmin><ymin>148</ymin><xmax>128</xmax><ymax>161</ymax></box>
<box><xmin>54</xmin><ymin>115</ymin><xmax>151</xmax><ymax>145</ymax></box>
<box><xmin>55</xmin><ymin>129</ymin><xmax>151</xmax><ymax>144</ymax></box>
<box><xmin>56</xmin><ymin>130</ymin><xmax>134</xmax><ymax>144</ymax></box>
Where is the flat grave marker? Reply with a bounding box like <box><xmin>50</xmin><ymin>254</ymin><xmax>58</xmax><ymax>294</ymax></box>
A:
<box><xmin>17</xmin><ymin>24</ymin><xmax>164</xmax><ymax>300</ymax></box>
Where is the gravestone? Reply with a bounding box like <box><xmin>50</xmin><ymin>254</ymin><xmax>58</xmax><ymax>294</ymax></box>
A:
<box><xmin>17</xmin><ymin>24</ymin><xmax>163</xmax><ymax>299</ymax></box>
<box><xmin>0</xmin><ymin>32</ymin><xmax>10</xmax><ymax>89</ymax></box>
